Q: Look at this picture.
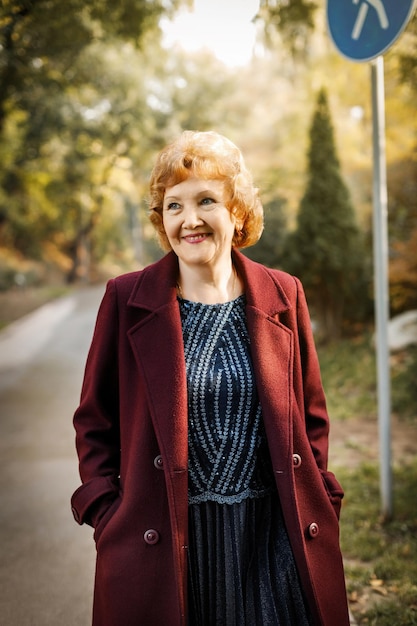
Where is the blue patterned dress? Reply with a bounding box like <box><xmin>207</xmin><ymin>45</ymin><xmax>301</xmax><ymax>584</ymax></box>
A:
<box><xmin>179</xmin><ymin>295</ymin><xmax>311</xmax><ymax>626</ymax></box>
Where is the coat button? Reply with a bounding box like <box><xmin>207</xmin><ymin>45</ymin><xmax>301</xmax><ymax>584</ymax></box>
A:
<box><xmin>153</xmin><ymin>455</ymin><xmax>164</xmax><ymax>470</ymax></box>
<box><xmin>308</xmin><ymin>522</ymin><xmax>319</xmax><ymax>538</ymax></box>
<box><xmin>144</xmin><ymin>529</ymin><xmax>160</xmax><ymax>545</ymax></box>
<box><xmin>293</xmin><ymin>453</ymin><xmax>302</xmax><ymax>468</ymax></box>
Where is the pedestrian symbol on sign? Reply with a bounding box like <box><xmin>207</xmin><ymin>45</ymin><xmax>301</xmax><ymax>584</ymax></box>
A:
<box><xmin>352</xmin><ymin>0</ymin><xmax>389</xmax><ymax>40</ymax></box>
<box><xmin>327</xmin><ymin>0</ymin><xmax>417</xmax><ymax>62</ymax></box>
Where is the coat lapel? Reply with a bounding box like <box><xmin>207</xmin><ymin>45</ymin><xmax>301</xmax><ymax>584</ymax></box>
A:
<box><xmin>127</xmin><ymin>253</ymin><xmax>188</xmax><ymax>472</ymax></box>
<box><xmin>233</xmin><ymin>251</ymin><xmax>295</xmax><ymax>466</ymax></box>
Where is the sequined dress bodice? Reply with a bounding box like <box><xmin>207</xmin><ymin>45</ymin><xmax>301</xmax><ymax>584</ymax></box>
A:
<box><xmin>179</xmin><ymin>295</ymin><xmax>274</xmax><ymax>505</ymax></box>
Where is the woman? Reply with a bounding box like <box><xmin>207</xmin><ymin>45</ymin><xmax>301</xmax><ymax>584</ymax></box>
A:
<box><xmin>71</xmin><ymin>131</ymin><xmax>350</xmax><ymax>625</ymax></box>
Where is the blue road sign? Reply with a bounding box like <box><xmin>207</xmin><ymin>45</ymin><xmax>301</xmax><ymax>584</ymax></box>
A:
<box><xmin>327</xmin><ymin>0</ymin><xmax>417</xmax><ymax>62</ymax></box>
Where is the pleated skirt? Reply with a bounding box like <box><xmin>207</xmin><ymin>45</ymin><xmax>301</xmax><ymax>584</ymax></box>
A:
<box><xmin>187</xmin><ymin>493</ymin><xmax>311</xmax><ymax>626</ymax></box>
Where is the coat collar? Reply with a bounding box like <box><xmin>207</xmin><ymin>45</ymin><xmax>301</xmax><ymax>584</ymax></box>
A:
<box><xmin>127</xmin><ymin>252</ymin><xmax>179</xmax><ymax>312</ymax></box>
<box><xmin>127</xmin><ymin>249</ymin><xmax>291</xmax><ymax>317</ymax></box>
<box><xmin>232</xmin><ymin>249</ymin><xmax>291</xmax><ymax>316</ymax></box>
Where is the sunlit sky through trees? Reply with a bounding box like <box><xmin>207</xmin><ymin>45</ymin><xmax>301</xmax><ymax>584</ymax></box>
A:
<box><xmin>160</xmin><ymin>0</ymin><xmax>261</xmax><ymax>67</ymax></box>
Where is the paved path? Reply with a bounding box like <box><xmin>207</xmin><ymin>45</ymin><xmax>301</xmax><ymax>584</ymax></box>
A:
<box><xmin>0</xmin><ymin>285</ymin><xmax>105</xmax><ymax>625</ymax></box>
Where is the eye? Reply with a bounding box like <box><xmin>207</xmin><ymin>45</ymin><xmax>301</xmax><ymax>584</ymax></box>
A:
<box><xmin>200</xmin><ymin>197</ymin><xmax>216</xmax><ymax>206</ymax></box>
<box><xmin>165</xmin><ymin>201</ymin><xmax>181</xmax><ymax>211</ymax></box>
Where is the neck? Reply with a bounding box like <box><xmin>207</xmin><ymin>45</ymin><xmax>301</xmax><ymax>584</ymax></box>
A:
<box><xmin>177</xmin><ymin>261</ymin><xmax>243</xmax><ymax>304</ymax></box>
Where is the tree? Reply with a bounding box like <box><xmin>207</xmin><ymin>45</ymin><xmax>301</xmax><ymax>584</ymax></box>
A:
<box><xmin>283</xmin><ymin>88</ymin><xmax>370</xmax><ymax>340</ymax></box>
<box><xmin>244</xmin><ymin>197</ymin><xmax>288</xmax><ymax>268</ymax></box>
<box><xmin>0</xmin><ymin>1</ymin><xmax>182</xmax><ymax>281</ymax></box>
<box><xmin>0</xmin><ymin>0</ymin><xmax>180</xmax><ymax>135</ymax></box>
<box><xmin>257</xmin><ymin>0</ymin><xmax>317</xmax><ymax>57</ymax></box>
<box><xmin>258</xmin><ymin>0</ymin><xmax>317</xmax><ymax>39</ymax></box>
<box><xmin>386</xmin><ymin>156</ymin><xmax>417</xmax><ymax>313</ymax></box>
<box><xmin>398</xmin><ymin>11</ymin><xmax>417</xmax><ymax>92</ymax></box>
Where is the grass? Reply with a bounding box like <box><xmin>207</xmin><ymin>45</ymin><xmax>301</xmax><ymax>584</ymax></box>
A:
<box><xmin>318</xmin><ymin>333</ymin><xmax>417</xmax><ymax>423</ymax></box>
<box><xmin>339</xmin><ymin>461</ymin><xmax>417</xmax><ymax>625</ymax></box>
<box><xmin>317</xmin><ymin>334</ymin><xmax>417</xmax><ymax>625</ymax></box>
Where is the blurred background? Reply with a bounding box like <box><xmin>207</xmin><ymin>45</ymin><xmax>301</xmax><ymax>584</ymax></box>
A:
<box><xmin>0</xmin><ymin>1</ymin><xmax>416</xmax><ymax>624</ymax></box>
<box><xmin>1</xmin><ymin>0</ymin><xmax>416</xmax><ymax>336</ymax></box>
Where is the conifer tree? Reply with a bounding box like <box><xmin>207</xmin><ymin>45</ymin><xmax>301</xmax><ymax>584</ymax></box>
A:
<box><xmin>283</xmin><ymin>88</ymin><xmax>369</xmax><ymax>340</ymax></box>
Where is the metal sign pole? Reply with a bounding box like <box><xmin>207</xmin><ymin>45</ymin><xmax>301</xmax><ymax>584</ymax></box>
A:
<box><xmin>371</xmin><ymin>55</ymin><xmax>392</xmax><ymax>520</ymax></box>
<box><xmin>326</xmin><ymin>0</ymin><xmax>417</xmax><ymax>521</ymax></box>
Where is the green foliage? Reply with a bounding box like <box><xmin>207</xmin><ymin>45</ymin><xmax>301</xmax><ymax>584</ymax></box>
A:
<box><xmin>338</xmin><ymin>461</ymin><xmax>417</xmax><ymax>625</ymax></box>
<box><xmin>0</xmin><ymin>0</ymin><xmax>415</xmax><ymax>303</ymax></box>
<box><xmin>0</xmin><ymin>0</ymin><xmax>184</xmax><ymax>279</ymax></box>
<box><xmin>283</xmin><ymin>88</ymin><xmax>371</xmax><ymax>340</ymax></box>
<box><xmin>398</xmin><ymin>12</ymin><xmax>417</xmax><ymax>92</ymax></box>
<box><xmin>152</xmin><ymin>50</ymin><xmax>242</xmax><ymax>136</ymax></box>
<box><xmin>0</xmin><ymin>0</ymin><xmax>252</xmax><ymax>280</ymax></box>
<box><xmin>0</xmin><ymin>0</ymin><xmax>179</xmax><ymax>125</ymax></box>
<box><xmin>0</xmin><ymin>252</ymin><xmax>39</xmax><ymax>291</ymax></box>
<box><xmin>386</xmin><ymin>157</ymin><xmax>417</xmax><ymax>314</ymax></box>
<box><xmin>243</xmin><ymin>197</ymin><xmax>288</xmax><ymax>268</ymax></box>
<box><xmin>258</xmin><ymin>0</ymin><xmax>317</xmax><ymax>55</ymax></box>
<box><xmin>0</xmin><ymin>35</ymin><xmax>167</xmax><ymax>277</ymax></box>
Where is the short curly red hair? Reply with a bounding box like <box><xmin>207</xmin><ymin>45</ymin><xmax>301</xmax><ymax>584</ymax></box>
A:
<box><xmin>148</xmin><ymin>131</ymin><xmax>264</xmax><ymax>251</ymax></box>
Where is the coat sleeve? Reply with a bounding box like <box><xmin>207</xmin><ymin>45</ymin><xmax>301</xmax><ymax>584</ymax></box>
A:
<box><xmin>71</xmin><ymin>279</ymin><xmax>121</xmax><ymax>527</ymax></box>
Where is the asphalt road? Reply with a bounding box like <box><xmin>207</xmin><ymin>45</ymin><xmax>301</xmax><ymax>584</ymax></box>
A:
<box><xmin>0</xmin><ymin>285</ymin><xmax>106</xmax><ymax>625</ymax></box>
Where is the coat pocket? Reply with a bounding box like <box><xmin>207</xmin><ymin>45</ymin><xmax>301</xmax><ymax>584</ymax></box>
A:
<box><xmin>320</xmin><ymin>469</ymin><xmax>344</xmax><ymax>519</ymax></box>
<box><xmin>93</xmin><ymin>494</ymin><xmax>122</xmax><ymax>544</ymax></box>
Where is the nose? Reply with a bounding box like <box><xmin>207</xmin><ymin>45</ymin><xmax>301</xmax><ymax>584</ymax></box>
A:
<box><xmin>182</xmin><ymin>203</ymin><xmax>203</xmax><ymax>229</ymax></box>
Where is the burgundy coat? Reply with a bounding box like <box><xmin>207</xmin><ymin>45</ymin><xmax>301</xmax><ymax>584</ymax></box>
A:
<box><xmin>71</xmin><ymin>250</ymin><xmax>350</xmax><ymax>626</ymax></box>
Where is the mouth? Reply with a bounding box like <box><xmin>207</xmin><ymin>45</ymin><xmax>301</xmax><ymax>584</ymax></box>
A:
<box><xmin>182</xmin><ymin>233</ymin><xmax>209</xmax><ymax>244</ymax></box>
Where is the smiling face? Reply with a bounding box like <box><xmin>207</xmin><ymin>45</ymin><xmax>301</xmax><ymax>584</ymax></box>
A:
<box><xmin>162</xmin><ymin>177</ymin><xmax>237</xmax><ymax>272</ymax></box>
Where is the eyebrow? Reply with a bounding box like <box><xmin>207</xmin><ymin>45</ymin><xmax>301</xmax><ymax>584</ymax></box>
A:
<box><xmin>164</xmin><ymin>189</ymin><xmax>221</xmax><ymax>201</ymax></box>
